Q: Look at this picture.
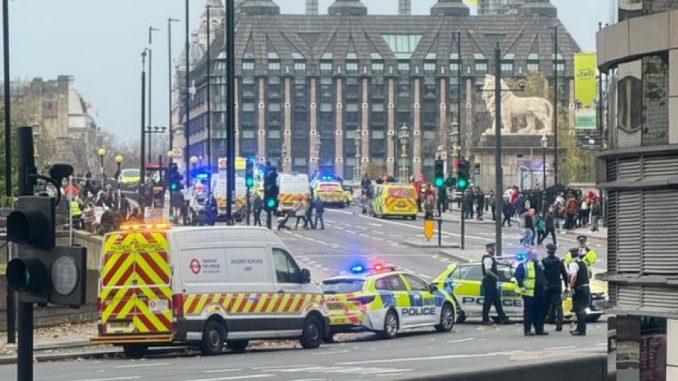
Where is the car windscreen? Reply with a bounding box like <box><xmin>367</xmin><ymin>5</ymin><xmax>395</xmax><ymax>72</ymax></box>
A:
<box><xmin>321</xmin><ymin>279</ymin><xmax>365</xmax><ymax>294</ymax></box>
<box><xmin>122</xmin><ymin>169</ymin><xmax>140</xmax><ymax>177</ymax></box>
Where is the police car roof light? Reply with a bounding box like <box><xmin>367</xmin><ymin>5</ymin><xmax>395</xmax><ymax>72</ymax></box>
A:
<box><xmin>350</xmin><ymin>264</ymin><xmax>366</xmax><ymax>274</ymax></box>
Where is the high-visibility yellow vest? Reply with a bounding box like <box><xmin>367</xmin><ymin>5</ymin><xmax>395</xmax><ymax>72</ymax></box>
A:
<box><xmin>523</xmin><ymin>261</ymin><xmax>536</xmax><ymax>297</ymax></box>
<box><xmin>71</xmin><ymin>200</ymin><xmax>82</xmax><ymax>217</ymax></box>
<box><xmin>565</xmin><ymin>249</ymin><xmax>597</xmax><ymax>268</ymax></box>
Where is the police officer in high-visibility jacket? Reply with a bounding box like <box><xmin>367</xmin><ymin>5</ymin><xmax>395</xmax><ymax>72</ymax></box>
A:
<box><xmin>515</xmin><ymin>249</ymin><xmax>548</xmax><ymax>336</ymax></box>
<box><xmin>564</xmin><ymin>235</ymin><xmax>597</xmax><ymax>272</ymax></box>
<box><xmin>569</xmin><ymin>248</ymin><xmax>591</xmax><ymax>336</ymax></box>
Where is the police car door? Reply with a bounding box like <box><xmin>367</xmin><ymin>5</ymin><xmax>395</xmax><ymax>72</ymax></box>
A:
<box><xmin>454</xmin><ymin>264</ymin><xmax>484</xmax><ymax>316</ymax></box>
<box><xmin>402</xmin><ymin>274</ymin><xmax>438</xmax><ymax>325</ymax></box>
<box><xmin>375</xmin><ymin>274</ymin><xmax>410</xmax><ymax>327</ymax></box>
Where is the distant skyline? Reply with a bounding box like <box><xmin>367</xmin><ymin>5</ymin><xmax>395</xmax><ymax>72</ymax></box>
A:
<box><xmin>1</xmin><ymin>0</ymin><xmax>610</xmax><ymax>144</ymax></box>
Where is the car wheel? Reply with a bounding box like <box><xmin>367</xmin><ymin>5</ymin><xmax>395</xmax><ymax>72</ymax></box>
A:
<box><xmin>586</xmin><ymin>314</ymin><xmax>602</xmax><ymax>323</ymax></box>
<box><xmin>201</xmin><ymin>320</ymin><xmax>226</xmax><ymax>356</ymax></box>
<box><xmin>226</xmin><ymin>340</ymin><xmax>249</xmax><ymax>352</ymax></box>
<box><xmin>411</xmin><ymin>215</ymin><xmax>417</xmax><ymax>221</ymax></box>
<box><xmin>377</xmin><ymin>309</ymin><xmax>398</xmax><ymax>339</ymax></box>
<box><xmin>435</xmin><ymin>303</ymin><xmax>455</xmax><ymax>332</ymax></box>
<box><xmin>122</xmin><ymin>344</ymin><xmax>147</xmax><ymax>359</ymax></box>
<box><xmin>300</xmin><ymin>315</ymin><xmax>323</xmax><ymax>349</ymax></box>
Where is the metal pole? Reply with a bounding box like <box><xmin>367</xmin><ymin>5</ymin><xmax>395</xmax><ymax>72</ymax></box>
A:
<box><xmin>3</xmin><ymin>0</ymin><xmax>15</xmax><ymax>345</ymax></box>
<box><xmin>454</xmin><ymin>31</ymin><xmax>465</xmax><ymax>251</ymax></box>
<box><xmin>185</xmin><ymin>0</ymin><xmax>191</xmax><ymax>188</ymax></box>
<box><xmin>141</xmin><ymin>52</ymin><xmax>147</xmax><ymax>204</ymax></box>
<box><xmin>206</xmin><ymin>6</ymin><xmax>212</xmax><ymax>179</ymax></box>
<box><xmin>69</xmin><ymin>175</ymin><xmax>74</xmax><ymax>246</ymax></box>
<box><xmin>225</xmin><ymin>0</ymin><xmax>236</xmax><ymax>224</ymax></box>
<box><xmin>494</xmin><ymin>44</ymin><xmax>504</xmax><ymax>258</ymax></box>
<box><xmin>246</xmin><ymin>186</ymin><xmax>251</xmax><ymax>226</ymax></box>
<box><xmin>168</xmin><ymin>18</ymin><xmax>178</xmax><ymax>222</ymax></box>
<box><xmin>552</xmin><ymin>26</ymin><xmax>559</xmax><ymax>186</ymax></box>
<box><xmin>148</xmin><ymin>27</ymin><xmax>158</xmax><ymax>164</ymax></box>
<box><xmin>542</xmin><ymin>144</ymin><xmax>547</xmax><ymax>212</ymax></box>
<box><xmin>17</xmin><ymin>302</ymin><xmax>33</xmax><ymax>381</ymax></box>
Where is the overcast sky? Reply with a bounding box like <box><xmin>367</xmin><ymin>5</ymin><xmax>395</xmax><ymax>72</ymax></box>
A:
<box><xmin>2</xmin><ymin>0</ymin><xmax>611</xmax><ymax>144</ymax></box>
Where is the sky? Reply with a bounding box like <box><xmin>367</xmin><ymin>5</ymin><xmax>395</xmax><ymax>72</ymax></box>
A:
<box><xmin>1</xmin><ymin>0</ymin><xmax>611</xmax><ymax>144</ymax></box>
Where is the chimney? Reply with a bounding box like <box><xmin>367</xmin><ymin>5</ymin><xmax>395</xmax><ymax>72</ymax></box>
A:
<box><xmin>306</xmin><ymin>0</ymin><xmax>318</xmax><ymax>15</ymax></box>
<box><xmin>399</xmin><ymin>0</ymin><xmax>411</xmax><ymax>15</ymax></box>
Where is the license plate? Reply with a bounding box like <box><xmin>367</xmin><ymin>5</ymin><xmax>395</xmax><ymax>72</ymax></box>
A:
<box><xmin>107</xmin><ymin>321</ymin><xmax>133</xmax><ymax>332</ymax></box>
<box><xmin>148</xmin><ymin>299</ymin><xmax>169</xmax><ymax>312</ymax></box>
<box><xmin>328</xmin><ymin>303</ymin><xmax>344</xmax><ymax>311</ymax></box>
<box><xmin>330</xmin><ymin>317</ymin><xmax>354</xmax><ymax>325</ymax></box>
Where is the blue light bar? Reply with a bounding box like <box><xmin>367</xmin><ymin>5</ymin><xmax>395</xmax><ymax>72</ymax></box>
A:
<box><xmin>196</xmin><ymin>173</ymin><xmax>210</xmax><ymax>180</ymax></box>
<box><xmin>350</xmin><ymin>264</ymin><xmax>365</xmax><ymax>274</ymax></box>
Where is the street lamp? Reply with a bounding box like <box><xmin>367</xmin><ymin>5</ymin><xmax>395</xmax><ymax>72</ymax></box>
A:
<box><xmin>541</xmin><ymin>134</ymin><xmax>548</xmax><ymax>212</ymax></box>
<box><xmin>354</xmin><ymin>126</ymin><xmax>362</xmax><ymax>181</ymax></box>
<box><xmin>98</xmin><ymin>148</ymin><xmax>106</xmax><ymax>180</ymax></box>
<box><xmin>190</xmin><ymin>155</ymin><xmax>199</xmax><ymax>186</ymax></box>
<box><xmin>398</xmin><ymin>122</ymin><xmax>410</xmax><ymax>182</ymax></box>
<box><xmin>549</xmin><ymin>25</ymin><xmax>559</xmax><ymax>186</ymax></box>
<box><xmin>115</xmin><ymin>155</ymin><xmax>124</xmax><ymax>209</ymax></box>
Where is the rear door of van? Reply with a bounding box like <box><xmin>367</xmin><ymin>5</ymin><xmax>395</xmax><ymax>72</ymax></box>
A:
<box><xmin>99</xmin><ymin>230</ymin><xmax>173</xmax><ymax>336</ymax></box>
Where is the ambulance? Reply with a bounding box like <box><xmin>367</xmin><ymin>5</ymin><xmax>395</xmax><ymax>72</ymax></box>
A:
<box><xmin>92</xmin><ymin>224</ymin><xmax>329</xmax><ymax>358</ymax></box>
<box><xmin>278</xmin><ymin>173</ymin><xmax>311</xmax><ymax>211</ymax></box>
<box><xmin>313</xmin><ymin>181</ymin><xmax>347</xmax><ymax>207</ymax></box>
<box><xmin>372</xmin><ymin>183</ymin><xmax>418</xmax><ymax>220</ymax></box>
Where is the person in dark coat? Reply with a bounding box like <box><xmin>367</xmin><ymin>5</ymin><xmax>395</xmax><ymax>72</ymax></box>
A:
<box><xmin>541</xmin><ymin>244</ymin><xmax>569</xmax><ymax>331</ymax></box>
<box><xmin>314</xmin><ymin>197</ymin><xmax>325</xmax><ymax>230</ymax></box>
<box><xmin>515</xmin><ymin>249</ymin><xmax>548</xmax><ymax>336</ymax></box>
<box><xmin>252</xmin><ymin>194</ymin><xmax>263</xmax><ymax>226</ymax></box>
<box><xmin>502</xmin><ymin>199</ymin><xmax>514</xmax><ymax>227</ymax></box>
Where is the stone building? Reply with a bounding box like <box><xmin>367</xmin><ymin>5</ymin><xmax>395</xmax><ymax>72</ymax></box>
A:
<box><xmin>478</xmin><ymin>0</ymin><xmax>525</xmax><ymax>15</ymax></box>
<box><xmin>597</xmin><ymin>1</ymin><xmax>678</xmax><ymax>379</ymax></box>
<box><xmin>10</xmin><ymin>75</ymin><xmax>100</xmax><ymax>175</ymax></box>
<box><xmin>175</xmin><ymin>0</ymin><xmax>579</xmax><ymax>187</ymax></box>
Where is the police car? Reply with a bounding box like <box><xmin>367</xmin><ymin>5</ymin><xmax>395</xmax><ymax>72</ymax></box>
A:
<box><xmin>433</xmin><ymin>260</ymin><xmax>608</xmax><ymax>323</ymax></box>
<box><xmin>321</xmin><ymin>265</ymin><xmax>456</xmax><ymax>341</ymax></box>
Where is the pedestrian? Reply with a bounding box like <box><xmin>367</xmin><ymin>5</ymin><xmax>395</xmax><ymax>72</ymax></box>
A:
<box><xmin>555</xmin><ymin>192</ymin><xmax>565</xmax><ymax>231</ymax></box>
<box><xmin>488</xmin><ymin>191</ymin><xmax>496</xmax><ymax>221</ymax></box>
<box><xmin>544</xmin><ymin>206</ymin><xmax>558</xmax><ymax>245</ymax></box>
<box><xmin>294</xmin><ymin>197</ymin><xmax>307</xmax><ymax>230</ymax></box>
<box><xmin>515</xmin><ymin>249</ymin><xmax>548</xmax><ymax>336</ymax></box>
<box><xmin>564</xmin><ymin>194</ymin><xmax>578</xmax><ymax>231</ymax></box>
<box><xmin>118</xmin><ymin>194</ymin><xmax>131</xmax><ymax>222</ymax></box>
<box><xmin>314</xmin><ymin>197</ymin><xmax>325</xmax><ymax>230</ymax></box>
<box><xmin>463</xmin><ymin>189</ymin><xmax>474</xmax><ymax>219</ymax></box>
<box><xmin>252</xmin><ymin>193</ymin><xmax>263</xmax><ymax>227</ymax></box>
<box><xmin>276</xmin><ymin>209</ymin><xmax>292</xmax><ymax>231</ymax></box>
<box><xmin>424</xmin><ymin>194</ymin><xmax>435</xmax><ymax>220</ymax></box>
<box><xmin>542</xmin><ymin>243</ymin><xmax>569</xmax><ymax>331</ymax></box>
<box><xmin>520</xmin><ymin>208</ymin><xmax>535</xmax><ymax>247</ymax></box>
<box><xmin>536</xmin><ymin>211</ymin><xmax>546</xmax><ymax>245</ymax></box>
<box><xmin>127</xmin><ymin>207</ymin><xmax>142</xmax><ymax>223</ymax></box>
<box><xmin>476</xmin><ymin>188</ymin><xmax>485</xmax><ymax>220</ymax></box>
<box><xmin>580</xmin><ymin>197</ymin><xmax>590</xmax><ymax>227</ymax></box>
<box><xmin>172</xmin><ymin>190</ymin><xmax>185</xmax><ymax>222</ymax></box>
<box><xmin>564</xmin><ymin>235</ymin><xmax>598</xmax><ymax>275</ymax></box>
<box><xmin>481</xmin><ymin>243</ymin><xmax>511</xmax><ymax>325</ymax></box>
<box><xmin>568</xmin><ymin>248</ymin><xmax>591</xmax><ymax>336</ymax></box>
<box><xmin>304</xmin><ymin>197</ymin><xmax>315</xmax><ymax>229</ymax></box>
<box><xmin>352</xmin><ymin>186</ymin><xmax>362</xmax><ymax>215</ymax></box>
<box><xmin>502</xmin><ymin>198</ymin><xmax>514</xmax><ymax>227</ymax></box>
<box><xmin>590</xmin><ymin>199</ymin><xmax>601</xmax><ymax>232</ymax></box>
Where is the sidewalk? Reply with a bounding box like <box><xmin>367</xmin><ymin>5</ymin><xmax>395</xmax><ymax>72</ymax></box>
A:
<box><xmin>0</xmin><ymin>321</ymin><xmax>100</xmax><ymax>358</ymax></box>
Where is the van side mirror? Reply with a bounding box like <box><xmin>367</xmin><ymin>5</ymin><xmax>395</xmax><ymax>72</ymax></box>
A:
<box><xmin>429</xmin><ymin>283</ymin><xmax>439</xmax><ymax>292</ymax></box>
<box><xmin>299</xmin><ymin>268</ymin><xmax>311</xmax><ymax>284</ymax></box>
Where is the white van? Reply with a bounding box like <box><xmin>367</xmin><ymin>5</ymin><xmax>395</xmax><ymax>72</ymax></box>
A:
<box><xmin>278</xmin><ymin>173</ymin><xmax>311</xmax><ymax>211</ymax></box>
<box><xmin>93</xmin><ymin>225</ymin><xmax>329</xmax><ymax>358</ymax></box>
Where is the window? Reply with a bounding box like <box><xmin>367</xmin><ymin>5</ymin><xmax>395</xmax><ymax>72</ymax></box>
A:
<box><xmin>345</xmin><ymin>103</ymin><xmax>359</xmax><ymax>112</ymax></box>
<box><xmin>375</xmin><ymin>275</ymin><xmax>407</xmax><ymax>291</ymax></box>
<box><xmin>322</xmin><ymin>279</ymin><xmax>365</xmax><ymax>294</ymax></box>
<box><xmin>242</xmin><ymin>129</ymin><xmax>255</xmax><ymax>139</ymax></box>
<box><xmin>242</xmin><ymin>61</ymin><xmax>255</xmax><ymax>71</ymax></box>
<box><xmin>242</xmin><ymin>103</ymin><xmax>255</xmax><ymax>112</ymax></box>
<box><xmin>398</xmin><ymin>62</ymin><xmax>410</xmax><ymax>73</ymax></box>
<box><xmin>448</xmin><ymin>267</ymin><xmax>462</xmax><ymax>280</ymax></box>
<box><xmin>268</xmin><ymin>61</ymin><xmax>281</xmax><ymax>72</ymax></box>
<box><xmin>320</xmin><ymin>61</ymin><xmax>333</xmax><ymax>72</ymax></box>
<box><xmin>475</xmin><ymin>61</ymin><xmax>488</xmax><ymax>74</ymax></box>
<box><xmin>268</xmin><ymin>103</ymin><xmax>281</xmax><ymax>112</ymax></box>
<box><xmin>461</xmin><ymin>266</ymin><xmax>483</xmax><ymax>281</ymax></box>
<box><xmin>527</xmin><ymin>61</ymin><xmax>540</xmax><ymax>72</ymax></box>
<box><xmin>449</xmin><ymin>62</ymin><xmax>459</xmax><ymax>73</ymax></box>
<box><xmin>372</xmin><ymin>62</ymin><xmax>384</xmax><ymax>72</ymax></box>
<box><xmin>372</xmin><ymin>103</ymin><xmax>385</xmax><ymax>112</ymax></box>
<box><xmin>346</xmin><ymin>62</ymin><xmax>359</xmax><ymax>73</ymax></box>
<box><xmin>372</xmin><ymin>130</ymin><xmax>385</xmax><ymax>139</ymax></box>
<box><xmin>382</xmin><ymin>34</ymin><xmax>423</xmax><ymax>60</ymax></box>
<box><xmin>320</xmin><ymin>103</ymin><xmax>333</xmax><ymax>112</ymax></box>
<box><xmin>403</xmin><ymin>274</ymin><xmax>429</xmax><ymax>292</ymax></box>
<box><xmin>501</xmin><ymin>61</ymin><xmax>513</xmax><ymax>76</ymax></box>
<box><xmin>294</xmin><ymin>61</ymin><xmax>306</xmax><ymax>72</ymax></box>
<box><xmin>272</xmin><ymin>249</ymin><xmax>300</xmax><ymax>283</ymax></box>
<box><xmin>424</xmin><ymin>62</ymin><xmax>436</xmax><ymax>73</ymax></box>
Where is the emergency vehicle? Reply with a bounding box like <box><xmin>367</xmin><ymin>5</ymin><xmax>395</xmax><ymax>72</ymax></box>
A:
<box><xmin>372</xmin><ymin>183</ymin><xmax>418</xmax><ymax>220</ymax></box>
<box><xmin>321</xmin><ymin>265</ymin><xmax>456</xmax><ymax>341</ymax></box>
<box><xmin>313</xmin><ymin>181</ymin><xmax>347</xmax><ymax>207</ymax></box>
<box><xmin>278</xmin><ymin>173</ymin><xmax>311</xmax><ymax>211</ymax></box>
<box><xmin>433</xmin><ymin>261</ymin><xmax>607</xmax><ymax>323</ymax></box>
<box><xmin>92</xmin><ymin>224</ymin><xmax>329</xmax><ymax>358</ymax></box>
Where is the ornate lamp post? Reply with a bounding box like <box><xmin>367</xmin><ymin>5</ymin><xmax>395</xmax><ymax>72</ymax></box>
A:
<box><xmin>115</xmin><ymin>155</ymin><xmax>124</xmax><ymax>209</ymax></box>
<box><xmin>190</xmin><ymin>155</ymin><xmax>199</xmax><ymax>187</ymax></box>
<box><xmin>541</xmin><ymin>134</ymin><xmax>548</xmax><ymax>211</ymax></box>
<box><xmin>354</xmin><ymin>126</ymin><xmax>362</xmax><ymax>180</ymax></box>
<box><xmin>398</xmin><ymin>122</ymin><xmax>410</xmax><ymax>182</ymax></box>
<box><xmin>97</xmin><ymin>148</ymin><xmax>106</xmax><ymax>180</ymax></box>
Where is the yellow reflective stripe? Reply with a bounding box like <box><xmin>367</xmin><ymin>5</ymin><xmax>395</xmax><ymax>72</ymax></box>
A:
<box><xmin>195</xmin><ymin>294</ymin><xmax>210</xmax><ymax>313</ymax></box>
<box><xmin>230</xmin><ymin>294</ymin><xmax>246</xmax><ymax>314</ymax></box>
<box><xmin>136</xmin><ymin>301</ymin><xmax>168</xmax><ymax>331</ymax></box>
<box><xmin>135</xmin><ymin>256</ymin><xmax>167</xmax><ymax>286</ymax></box>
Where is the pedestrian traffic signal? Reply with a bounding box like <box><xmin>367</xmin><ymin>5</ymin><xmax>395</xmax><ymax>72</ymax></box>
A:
<box><xmin>434</xmin><ymin>160</ymin><xmax>445</xmax><ymax>188</ymax></box>
<box><xmin>457</xmin><ymin>159</ymin><xmax>470</xmax><ymax>191</ymax></box>
<box><xmin>245</xmin><ymin>158</ymin><xmax>255</xmax><ymax>188</ymax></box>
<box><xmin>168</xmin><ymin>163</ymin><xmax>182</xmax><ymax>191</ymax></box>
<box><xmin>264</xmin><ymin>167</ymin><xmax>279</xmax><ymax>212</ymax></box>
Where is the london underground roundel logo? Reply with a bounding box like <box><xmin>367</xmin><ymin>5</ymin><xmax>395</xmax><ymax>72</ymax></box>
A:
<box><xmin>190</xmin><ymin>259</ymin><xmax>201</xmax><ymax>275</ymax></box>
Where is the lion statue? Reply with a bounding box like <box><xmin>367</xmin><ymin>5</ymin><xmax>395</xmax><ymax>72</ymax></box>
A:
<box><xmin>482</xmin><ymin>74</ymin><xmax>553</xmax><ymax>135</ymax></box>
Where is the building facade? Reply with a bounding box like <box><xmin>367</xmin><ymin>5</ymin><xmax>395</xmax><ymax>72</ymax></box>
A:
<box><xmin>597</xmin><ymin>1</ymin><xmax>678</xmax><ymax>379</ymax></box>
<box><xmin>478</xmin><ymin>0</ymin><xmax>525</xmax><ymax>15</ymax></box>
<box><xmin>176</xmin><ymin>0</ymin><xmax>578</xmax><ymax>184</ymax></box>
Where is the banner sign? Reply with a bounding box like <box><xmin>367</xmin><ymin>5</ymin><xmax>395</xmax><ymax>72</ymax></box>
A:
<box><xmin>574</xmin><ymin>53</ymin><xmax>598</xmax><ymax>130</ymax></box>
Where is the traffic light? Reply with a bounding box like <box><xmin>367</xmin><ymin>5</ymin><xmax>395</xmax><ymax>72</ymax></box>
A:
<box><xmin>245</xmin><ymin>158</ymin><xmax>255</xmax><ymax>188</ymax></box>
<box><xmin>434</xmin><ymin>160</ymin><xmax>445</xmax><ymax>188</ymax></box>
<box><xmin>446</xmin><ymin>176</ymin><xmax>456</xmax><ymax>188</ymax></box>
<box><xmin>264</xmin><ymin>167</ymin><xmax>279</xmax><ymax>211</ymax></box>
<box><xmin>168</xmin><ymin>163</ymin><xmax>182</xmax><ymax>191</ymax></box>
<box><xmin>457</xmin><ymin>159</ymin><xmax>470</xmax><ymax>191</ymax></box>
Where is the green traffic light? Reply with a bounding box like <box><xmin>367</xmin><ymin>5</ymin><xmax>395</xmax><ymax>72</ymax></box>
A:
<box><xmin>458</xmin><ymin>178</ymin><xmax>468</xmax><ymax>189</ymax></box>
<box><xmin>435</xmin><ymin>178</ymin><xmax>444</xmax><ymax>187</ymax></box>
<box><xmin>170</xmin><ymin>183</ymin><xmax>178</xmax><ymax>191</ymax></box>
<box><xmin>246</xmin><ymin>178</ymin><xmax>254</xmax><ymax>187</ymax></box>
<box><xmin>266</xmin><ymin>199</ymin><xmax>277</xmax><ymax>208</ymax></box>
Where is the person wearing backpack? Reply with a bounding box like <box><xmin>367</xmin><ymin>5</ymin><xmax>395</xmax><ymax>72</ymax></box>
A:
<box><xmin>536</xmin><ymin>211</ymin><xmax>547</xmax><ymax>246</ymax></box>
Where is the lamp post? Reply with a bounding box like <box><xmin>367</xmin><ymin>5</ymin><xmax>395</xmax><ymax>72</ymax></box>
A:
<box><xmin>205</xmin><ymin>5</ymin><xmax>219</xmax><ymax>175</ymax></box>
<box><xmin>541</xmin><ymin>134</ymin><xmax>548</xmax><ymax>212</ymax></box>
<box><xmin>549</xmin><ymin>25</ymin><xmax>559</xmax><ymax>186</ymax></box>
<box><xmin>98</xmin><ymin>148</ymin><xmax>106</xmax><ymax>181</ymax></box>
<box><xmin>141</xmin><ymin>50</ymin><xmax>147</xmax><ymax>188</ymax></box>
<box><xmin>168</xmin><ymin>18</ymin><xmax>180</xmax><ymax>156</ymax></box>
<box><xmin>190</xmin><ymin>155</ymin><xmax>199</xmax><ymax>188</ymax></box>
<box><xmin>148</xmin><ymin>26</ymin><xmax>160</xmax><ymax>163</ymax></box>
<box><xmin>398</xmin><ymin>122</ymin><xmax>410</xmax><ymax>182</ymax></box>
<box><xmin>115</xmin><ymin>155</ymin><xmax>124</xmax><ymax>210</ymax></box>
<box><xmin>184</xmin><ymin>0</ymin><xmax>191</xmax><ymax>190</ymax></box>
<box><xmin>354</xmin><ymin>126</ymin><xmax>362</xmax><ymax>180</ymax></box>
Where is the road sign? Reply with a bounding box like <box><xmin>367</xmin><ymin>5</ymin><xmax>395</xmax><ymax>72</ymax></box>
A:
<box><xmin>218</xmin><ymin>158</ymin><xmax>228</xmax><ymax>170</ymax></box>
<box><xmin>172</xmin><ymin>147</ymin><xmax>183</xmax><ymax>159</ymax></box>
<box><xmin>424</xmin><ymin>219</ymin><xmax>435</xmax><ymax>241</ymax></box>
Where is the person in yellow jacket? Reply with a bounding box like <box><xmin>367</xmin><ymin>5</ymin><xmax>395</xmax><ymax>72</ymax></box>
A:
<box><xmin>564</xmin><ymin>235</ymin><xmax>598</xmax><ymax>270</ymax></box>
<box><xmin>70</xmin><ymin>197</ymin><xmax>83</xmax><ymax>229</ymax></box>
<box><xmin>515</xmin><ymin>249</ymin><xmax>548</xmax><ymax>336</ymax></box>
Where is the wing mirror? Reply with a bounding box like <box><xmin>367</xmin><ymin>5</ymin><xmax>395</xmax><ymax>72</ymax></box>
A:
<box><xmin>299</xmin><ymin>268</ymin><xmax>311</xmax><ymax>284</ymax></box>
<box><xmin>430</xmin><ymin>283</ymin><xmax>439</xmax><ymax>292</ymax></box>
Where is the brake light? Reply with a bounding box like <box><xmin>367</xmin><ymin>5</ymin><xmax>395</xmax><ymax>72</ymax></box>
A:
<box><xmin>349</xmin><ymin>296</ymin><xmax>375</xmax><ymax>305</ymax></box>
<box><xmin>173</xmin><ymin>294</ymin><xmax>185</xmax><ymax>318</ymax></box>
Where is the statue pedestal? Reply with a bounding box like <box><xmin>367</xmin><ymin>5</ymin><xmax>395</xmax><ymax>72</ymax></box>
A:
<box><xmin>471</xmin><ymin>134</ymin><xmax>564</xmax><ymax>192</ymax></box>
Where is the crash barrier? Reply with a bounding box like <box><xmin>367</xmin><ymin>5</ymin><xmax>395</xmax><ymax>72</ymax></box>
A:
<box><xmin>411</xmin><ymin>353</ymin><xmax>607</xmax><ymax>381</ymax></box>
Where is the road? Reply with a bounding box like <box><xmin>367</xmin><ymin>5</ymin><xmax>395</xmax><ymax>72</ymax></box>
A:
<box><xmin>0</xmin><ymin>208</ymin><xmax>608</xmax><ymax>381</ymax></box>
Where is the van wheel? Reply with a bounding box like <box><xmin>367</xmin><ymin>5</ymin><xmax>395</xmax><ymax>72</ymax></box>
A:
<box><xmin>411</xmin><ymin>215</ymin><xmax>417</xmax><ymax>221</ymax></box>
<box><xmin>201</xmin><ymin>320</ymin><xmax>226</xmax><ymax>356</ymax></box>
<box><xmin>300</xmin><ymin>315</ymin><xmax>323</xmax><ymax>349</ymax></box>
<box><xmin>122</xmin><ymin>344</ymin><xmax>147</xmax><ymax>359</ymax></box>
<box><xmin>435</xmin><ymin>303</ymin><xmax>455</xmax><ymax>332</ymax></box>
<box><xmin>226</xmin><ymin>340</ymin><xmax>249</xmax><ymax>352</ymax></box>
<box><xmin>377</xmin><ymin>309</ymin><xmax>398</xmax><ymax>339</ymax></box>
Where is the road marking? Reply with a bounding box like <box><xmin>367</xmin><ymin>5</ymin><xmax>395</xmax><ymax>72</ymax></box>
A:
<box><xmin>545</xmin><ymin>346</ymin><xmax>577</xmax><ymax>351</ymax></box>
<box><xmin>359</xmin><ymin>233</ymin><xmax>369</xmax><ymax>238</ymax></box>
<box><xmin>182</xmin><ymin>375</ymin><xmax>274</xmax><ymax>381</ymax></box>
<box><xmin>595</xmin><ymin>343</ymin><xmax>608</xmax><ymax>346</ymax></box>
<box><xmin>368</xmin><ymin>223</ymin><xmax>383</xmax><ymax>227</ymax></box>
<box><xmin>73</xmin><ymin>378</ymin><xmax>141</xmax><ymax>381</ymax></box>
<box><xmin>346</xmin><ymin>229</ymin><xmax>356</xmax><ymax>234</ymax></box>
<box><xmin>115</xmin><ymin>362</ymin><xmax>171</xmax><ymax>369</ymax></box>
<box><xmin>335</xmin><ymin>226</ymin><xmax>345</xmax><ymax>231</ymax></box>
<box><xmin>355</xmin><ymin>226</ymin><xmax>368</xmax><ymax>231</ymax></box>
<box><xmin>203</xmin><ymin>369</ymin><xmax>244</xmax><ymax>374</ymax></box>
<box><xmin>447</xmin><ymin>337</ymin><xmax>476</xmax><ymax>343</ymax></box>
<box><xmin>253</xmin><ymin>364</ymin><xmax>314</xmax><ymax>370</ymax></box>
<box><xmin>337</xmin><ymin>351</ymin><xmax>514</xmax><ymax>365</ymax></box>
<box><xmin>312</xmin><ymin>350</ymin><xmax>349</xmax><ymax>355</ymax></box>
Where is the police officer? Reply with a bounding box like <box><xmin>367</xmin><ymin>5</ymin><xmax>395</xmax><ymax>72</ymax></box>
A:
<box><xmin>569</xmin><ymin>248</ymin><xmax>590</xmax><ymax>336</ymax></box>
<box><xmin>564</xmin><ymin>235</ymin><xmax>597</xmax><ymax>272</ymax></box>
<box><xmin>541</xmin><ymin>243</ymin><xmax>569</xmax><ymax>331</ymax></box>
<box><xmin>481</xmin><ymin>243</ymin><xmax>510</xmax><ymax>325</ymax></box>
<box><xmin>515</xmin><ymin>249</ymin><xmax>548</xmax><ymax>336</ymax></box>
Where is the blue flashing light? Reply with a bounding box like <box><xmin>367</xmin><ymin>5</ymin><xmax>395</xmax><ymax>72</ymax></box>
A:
<box><xmin>350</xmin><ymin>264</ymin><xmax>365</xmax><ymax>274</ymax></box>
<box><xmin>196</xmin><ymin>173</ymin><xmax>210</xmax><ymax>180</ymax></box>
<box><xmin>514</xmin><ymin>252</ymin><xmax>528</xmax><ymax>262</ymax></box>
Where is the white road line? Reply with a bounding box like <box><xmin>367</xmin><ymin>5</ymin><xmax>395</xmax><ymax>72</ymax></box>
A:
<box><xmin>355</xmin><ymin>226</ymin><xmax>368</xmax><ymax>231</ymax></box>
<box><xmin>312</xmin><ymin>350</ymin><xmax>350</xmax><ymax>355</ymax></box>
<box><xmin>115</xmin><ymin>362</ymin><xmax>171</xmax><ymax>369</ymax></box>
<box><xmin>346</xmin><ymin>229</ymin><xmax>356</xmax><ymax>234</ymax></box>
<box><xmin>359</xmin><ymin>233</ymin><xmax>369</xmax><ymax>238</ymax></box>
<box><xmin>182</xmin><ymin>375</ymin><xmax>274</xmax><ymax>381</ymax></box>
<box><xmin>252</xmin><ymin>364</ymin><xmax>314</xmax><ymax>370</ymax></box>
<box><xmin>73</xmin><ymin>377</ymin><xmax>141</xmax><ymax>381</ymax></box>
<box><xmin>335</xmin><ymin>226</ymin><xmax>345</xmax><ymax>230</ymax></box>
<box><xmin>203</xmin><ymin>369</ymin><xmax>244</xmax><ymax>374</ymax></box>
<box><xmin>337</xmin><ymin>351</ymin><xmax>514</xmax><ymax>365</ymax></box>
<box><xmin>595</xmin><ymin>343</ymin><xmax>608</xmax><ymax>346</ymax></box>
<box><xmin>545</xmin><ymin>346</ymin><xmax>577</xmax><ymax>351</ymax></box>
<box><xmin>447</xmin><ymin>337</ymin><xmax>476</xmax><ymax>344</ymax></box>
